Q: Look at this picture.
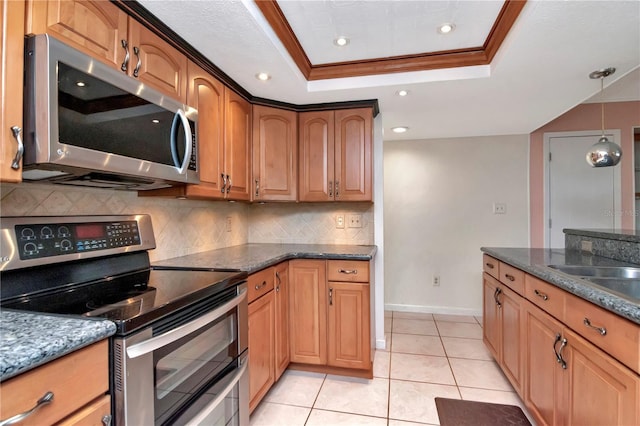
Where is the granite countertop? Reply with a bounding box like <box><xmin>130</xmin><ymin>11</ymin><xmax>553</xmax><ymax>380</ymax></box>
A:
<box><xmin>153</xmin><ymin>243</ymin><xmax>378</xmax><ymax>273</ymax></box>
<box><xmin>481</xmin><ymin>247</ymin><xmax>640</xmax><ymax>324</ymax></box>
<box><xmin>0</xmin><ymin>310</ymin><xmax>116</xmax><ymax>382</ymax></box>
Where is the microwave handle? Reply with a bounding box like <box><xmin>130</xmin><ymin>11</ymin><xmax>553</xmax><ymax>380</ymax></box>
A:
<box><xmin>126</xmin><ymin>287</ymin><xmax>246</xmax><ymax>359</ymax></box>
<box><xmin>170</xmin><ymin>109</ymin><xmax>193</xmax><ymax>175</ymax></box>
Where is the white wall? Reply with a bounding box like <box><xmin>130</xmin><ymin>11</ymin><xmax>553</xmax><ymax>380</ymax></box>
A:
<box><xmin>383</xmin><ymin>134</ymin><xmax>530</xmax><ymax>315</ymax></box>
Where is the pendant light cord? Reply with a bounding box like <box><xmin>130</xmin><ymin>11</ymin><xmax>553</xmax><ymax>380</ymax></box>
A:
<box><xmin>600</xmin><ymin>77</ymin><xmax>605</xmax><ymax>137</ymax></box>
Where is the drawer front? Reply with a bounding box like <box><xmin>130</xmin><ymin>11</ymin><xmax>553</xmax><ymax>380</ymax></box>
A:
<box><xmin>0</xmin><ymin>340</ymin><xmax>108</xmax><ymax>425</ymax></box>
<box><xmin>483</xmin><ymin>254</ymin><xmax>499</xmax><ymax>279</ymax></box>
<box><xmin>564</xmin><ymin>293</ymin><xmax>640</xmax><ymax>374</ymax></box>
<box><xmin>524</xmin><ymin>274</ymin><xmax>565</xmax><ymax>321</ymax></box>
<box><xmin>55</xmin><ymin>395</ymin><xmax>111</xmax><ymax>426</ymax></box>
<box><xmin>248</xmin><ymin>266</ymin><xmax>275</xmax><ymax>303</ymax></box>
<box><xmin>499</xmin><ymin>262</ymin><xmax>525</xmax><ymax>295</ymax></box>
<box><xmin>327</xmin><ymin>260</ymin><xmax>369</xmax><ymax>283</ymax></box>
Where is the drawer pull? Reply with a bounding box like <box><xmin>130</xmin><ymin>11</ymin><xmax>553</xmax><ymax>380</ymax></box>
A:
<box><xmin>485</xmin><ymin>262</ymin><xmax>495</xmax><ymax>269</ymax></box>
<box><xmin>583</xmin><ymin>318</ymin><xmax>607</xmax><ymax>336</ymax></box>
<box><xmin>534</xmin><ymin>289</ymin><xmax>549</xmax><ymax>301</ymax></box>
<box><xmin>504</xmin><ymin>273</ymin><xmax>516</xmax><ymax>281</ymax></box>
<box><xmin>0</xmin><ymin>391</ymin><xmax>53</xmax><ymax>426</ymax></box>
<box><xmin>339</xmin><ymin>269</ymin><xmax>357</xmax><ymax>274</ymax></box>
<box><xmin>102</xmin><ymin>414</ymin><xmax>113</xmax><ymax>426</ymax></box>
<box><xmin>254</xmin><ymin>281</ymin><xmax>267</xmax><ymax>291</ymax></box>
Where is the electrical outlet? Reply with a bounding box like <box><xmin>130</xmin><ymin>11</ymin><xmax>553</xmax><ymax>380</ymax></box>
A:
<box><xmin>336</xmin><ymin>214</ymin><xmax>345</xmax><ymax>229</ymax></box>
<box><xmin>581</xmin><ymin>240</ymin><xmax>593</xmax><ymax>253</ymax></box>
<box><xmin>493</xmin><ymin>203</ymin><xmax>507</xmax><ymax>214</ymax></box>
<box><xmin>347</xmin><ymin>214</ymin><xmax>362</xmax><ymax>228</ymax></box>
<box><xmin>433</xmin><ymin>275</ymin><xmax>440</xmax><ymax>286</ymax></box>
<box><xmin>226</xmin><ymin>216</ymin><xmax>232</xmax><ymax>232</ymax></box>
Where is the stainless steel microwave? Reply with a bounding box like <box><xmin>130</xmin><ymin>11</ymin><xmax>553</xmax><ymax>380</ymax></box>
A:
<box><xmin>22</xmin><ymin>35</ymin><xmax>199</xmax><ymax>190</ymax></box>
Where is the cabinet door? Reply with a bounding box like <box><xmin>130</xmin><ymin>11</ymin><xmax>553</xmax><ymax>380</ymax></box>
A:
<box><xmin>334</xmin><ymin>108</ymin><xmax>372</xmax><ymax>201</ymax></box>
<box><xmin>127</xmin><ymin>20</ymin><xmax>187</xmax><ymax>102</ymax></box>
<box><xmin>500</xmin><ymin>284</ymin><xmax>524</xmax><ymax>395</ymax></box>
<box><xmin>183</xmin><ymin>62</ymin><xmax>225</xmax><ymax>199</ymax></box>
<box><xmin>523</xmin><ymin>301</ymin><xmax>564</xmax><ymax>426</ymax></box>
<box><xmin>327</xmin><ymin>281</ymin><xmax>371</xmax><ymax>370</ymax></box>
<box><xmin>274</xmin><ymin>262</ymin><xmax>290</xmax><ymax>380</ymax></box>
<box><xmin>26</xmin><ymin>0</ymin><xmax>128</xmax><ymax>69</ymax></box>
<box><xmin>248</xmin><ymin>291</ymin><xmax>275</xmax><ymax>413</ymax></box>
<box><xmin>56</xmin><ymin>394</ymin><xmax>111</xmax><ymax>425</ymax></box>
<box><xmin>562</xmin><ymin>327</ymin><xmax>639</xmax><ymax>426</ymax></box>
<box><xmin>482</xmin><ymin>273</ymin><xmax>501</xmax><ymax>361</ymax></box>
<box><xmin>1</xmin><ymin>0</ymin><xmax>24</xmax><ymax>182</ymax></box>
<box><xmin>298</xmin><ymin>111</ymin><xmax>334</xmax><ymax>202</ymax></box>
<box><xmin>288</xmin><ymin>259</ymin><xmax>327</xmax><ymax>365</ymax></box>
<box><xmin>252</xmin><ymin>105</ymin><xmax>297</xmax><ymax>201</ymax></box>
<box><xmin>224</xmin><ymin>89</ymin><xmax>252</xmax><ymax>201</ymax></box>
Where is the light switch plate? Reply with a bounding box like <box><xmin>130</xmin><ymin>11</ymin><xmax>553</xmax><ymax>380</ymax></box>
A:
<box><xmin>336</xmin><ymin>215</ymin><xmax>345</xmax><ymax>229</ymax></box>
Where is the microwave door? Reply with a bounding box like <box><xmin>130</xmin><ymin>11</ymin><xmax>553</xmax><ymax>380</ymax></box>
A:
<box><xmin>171</xmin><ymin>109</ymin><xmax>193</xmax><ymax>176</ymax></box>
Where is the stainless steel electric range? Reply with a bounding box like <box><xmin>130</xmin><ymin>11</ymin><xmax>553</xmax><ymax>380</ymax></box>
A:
<box><xmin>0</xmin><ymin>214</ymin><xmax>249</xmax><ymax>426</ymax></box>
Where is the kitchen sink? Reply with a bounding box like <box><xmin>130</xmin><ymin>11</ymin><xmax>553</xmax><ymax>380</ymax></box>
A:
<box><xmin>547</xmin><ymin>265</ymin><xmax>640</xmax><ymax>279</ymax></box>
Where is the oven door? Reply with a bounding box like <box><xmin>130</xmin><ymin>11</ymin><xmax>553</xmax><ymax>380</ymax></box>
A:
<box><xmin>113</xmin><ymin>283</ymin><xmax>248</xmax><ymax>426</ymax></box>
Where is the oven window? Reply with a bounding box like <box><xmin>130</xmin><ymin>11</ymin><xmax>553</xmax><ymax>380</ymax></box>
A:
<box><xmin>153</xmin><ymin>309</ymin><xmax>238</xmax><ymax>425</ymax></box>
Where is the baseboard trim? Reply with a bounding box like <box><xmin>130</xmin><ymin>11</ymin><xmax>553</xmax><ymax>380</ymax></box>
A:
<box><xmin>384</xmin><ymin>303</ymin><xmax>482</xmax><ymax>317</ymax></box>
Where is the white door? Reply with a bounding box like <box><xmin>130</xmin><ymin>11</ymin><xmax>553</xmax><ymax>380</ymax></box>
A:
<box><xmin>545</xmin><ymin>131</ymin><xmax>622</xmax><ymax>248</ymax></box>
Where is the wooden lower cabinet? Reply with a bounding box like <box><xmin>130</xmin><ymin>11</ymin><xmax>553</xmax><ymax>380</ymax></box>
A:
<box><xmin>274</xmin><ymin>261</ymin><xmax>290</xmax><ymax>380</ymax></box>
<box><xmin>248</xmin><ymin>289</ymin><xmax>275</xmax><ymax>413</ymax></box>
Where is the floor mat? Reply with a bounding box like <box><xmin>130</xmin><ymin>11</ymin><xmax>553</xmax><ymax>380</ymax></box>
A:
<box><xmin>435</xmin><ymin>397</ymin><xmax>532</xmax><ymax>426</ymax></box>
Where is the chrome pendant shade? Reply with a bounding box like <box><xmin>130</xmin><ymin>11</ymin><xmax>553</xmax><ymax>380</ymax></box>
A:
<box><xmin>586</xmin><ymin>67</ymin><xmax>622</xmax><ymax>167</ymax></box>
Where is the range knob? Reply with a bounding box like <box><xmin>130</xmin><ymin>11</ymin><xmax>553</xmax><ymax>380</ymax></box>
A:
<box><xmin>60</xmin><ymin>239</ymin><xmax>73</xmax><ymax>252</ymax></box>
<box><xmin>24</xmin><ymin>242</ymin><xmax>38</xmax><ymax>255</ymax></box>
<box><xmin>58</xmin><ymin>226</ymin><xmax>71</xmax><ymax>238</ymax></box>
<box><xmin>20</xmin><ymin>228</ymin><xmax>35</xmax><ymax>241</ymax></box>
<box><xmin>41</xmin><ymin>226</ymin><xmax>54</xmax><ymax>239</ymax></box>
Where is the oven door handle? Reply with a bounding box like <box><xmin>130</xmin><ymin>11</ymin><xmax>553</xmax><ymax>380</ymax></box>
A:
<box><xmin>126</xmin><ymin>288</ymin><xmax>247</xmax><ymax>359</ymax></box>
<box><xmin>184</xmin><ymin>359</ymin><xmax>248</xmax><ymax>426</ymax></box>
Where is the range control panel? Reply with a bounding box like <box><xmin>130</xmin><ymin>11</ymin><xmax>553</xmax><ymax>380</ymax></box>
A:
<box><xmin>0</xmin><ymin>215</ymin><xmax>156</xmax><ymax>271</ymax></box>
<box><xmin>16</xmin><ymin>221</ymin><xmax>140</xmax><ymax>260</ymax></box>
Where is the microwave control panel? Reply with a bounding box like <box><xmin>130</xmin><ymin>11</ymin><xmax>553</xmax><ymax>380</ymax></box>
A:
<box><xmin>15</xmin><ymin>220</ymin><xmax>141</xmax><ymax>260</ymax></box>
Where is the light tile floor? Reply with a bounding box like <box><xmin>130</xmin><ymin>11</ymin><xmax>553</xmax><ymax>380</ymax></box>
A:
<box><xmin>250</xmin><ymin>311</ymin><xmax>535</xmax><ymax>426</ymax></box>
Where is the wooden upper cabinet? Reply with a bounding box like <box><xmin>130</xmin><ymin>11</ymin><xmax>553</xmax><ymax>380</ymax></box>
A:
<box><xmin>252</xmin><ymin>105</ymin><xmax>297</xmax><ymax>201</ymax></box>
<box><xmin>299</xmin><ymin>108</ymin><xmax>372</xmax><ymax>202</ymax></box>
<box><xmin>127</xmin><ymin>20</ymin><xmax>187</xmax><ymax>102</ymax></box>
<box><xmin>26</xmin><ymin>0</ymin><xmax>128</xmax><ymax>69</ymax></box>
<box><xmin>1</xmin><ymin>0</ymin><xmax>25</xmax><ymax>183</ymax></box>
<box><xmin>26</xmin><ymin>0</ymin><xmax>187</xmax><ymax>102</ymax></box>
<box><xmin>334</xmin><ymin>108</ymin><xmax>372</xmax><ymax>201</ymax></box>
<box><xmin>224</xmin><ymin>88</ymin><xmax>252</xmax><ymax>201</ymax></box>
<box><xmin>298</xmin><ymin>110</ymin><xmax>334</xmax><ymax>202</ymax></box>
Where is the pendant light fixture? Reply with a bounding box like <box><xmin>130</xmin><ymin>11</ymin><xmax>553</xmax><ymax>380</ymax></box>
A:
<box><xmin>586</xmin><ymin>67</ymin><xmax>622</xmax><ymax>167</ymax></box>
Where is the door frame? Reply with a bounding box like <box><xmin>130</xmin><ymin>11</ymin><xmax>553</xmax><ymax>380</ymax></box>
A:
<box><xmin>543</xmin><ymin>129</ymin><xmax>622</xmax><ymax>247</ymax></box>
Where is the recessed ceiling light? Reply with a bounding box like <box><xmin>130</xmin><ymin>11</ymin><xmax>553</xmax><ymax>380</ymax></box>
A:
<box><xmin>396</xmin><ymin>90</ymin><xmax>409</xmax><ymax>97</ymax></box>
<box><xmin>438</xmin><ymin>23</ymin><xmax>455</xmax><ymax>34</ymax></box>
<box><xmin>255</xmin><ymin>72</ymin><xmax>271</xmax><ymax>81</ymax></box>
<box><xmin>151</xmin><ymin>119</ymin><xmax>160</xmax><ymax>124</ymax></box>
<box><xmin>76</xmin><ymin>81</ymin><xmax>86</xmax><ymax>87</ymax></box>
<box><xmin>334</xmin><ymin>37</ymin><xmax>350</xmax><ymax>47</ymax></box>
<box><xmin>392</xmin><ymin>126</ymin><xmax>409</xmax><ymax>133</ymax></box>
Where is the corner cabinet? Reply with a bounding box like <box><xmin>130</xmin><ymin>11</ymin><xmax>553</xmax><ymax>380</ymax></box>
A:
<box><xmin>1</xmin><ymin>0</ymin><xmax>24</xmax><ymax>182</ymax></box>
<box><xmin>252</xmin><ymin>105</ymin><xmax>297</xmax><ymax>201</ymax></box>
<box><xmin>299</xmin><ymin>108</ymin><xmax>372</xmax><ymax>202</ymax></box>
<box><xmin>26</xmin><ymin>0</ymin><xmax>188</xmax><ymax>102</ymax></box>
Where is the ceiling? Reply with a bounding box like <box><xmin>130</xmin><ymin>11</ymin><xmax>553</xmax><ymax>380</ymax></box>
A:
<box><xmin>136</xmin><ymin>0</ymin><xmax>640</xmax><ymax>141</ymax></box>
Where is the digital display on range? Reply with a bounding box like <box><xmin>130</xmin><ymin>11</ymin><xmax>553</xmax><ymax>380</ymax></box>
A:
<box><xmin>75</xmin><ymin>224</ymin><xmax>105</xmax><ymax>239</ymax></box>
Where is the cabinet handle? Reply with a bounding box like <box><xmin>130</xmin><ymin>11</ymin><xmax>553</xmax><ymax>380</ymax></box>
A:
<box><xmin>221</xmin><ymin>174</ymin><xmax>226</xmax><ymax>194</ymax></box>
<box><xmin>485</xmin><ymin>262</ymin><xmax>495</xmax><ymax>269</ymax></box>
<box><xmin>102</xmin><ymin>414</ymin><xmax>112</xmax><ymax>426</ymax></box>
<box><xmin>338</xmin><ymin>269</ymin><xmax>357</xmax><ymax>274</ymax></box>
<box><xmin>275</xmin><ymin>271</ymin><xmax>281</xmax><ymax>292</ymax></box>
<box><xmin>120</xmin><ymin>39</ymin><xmax>129</xmax><ymax>72</ymax></box>
<box><xmin>558</xmin><ymin>337</ymin><xmax>568</xmax><ymax>369</ymax></box>
<box><xmin>328</xmin><ymin>180</ymin><xmax>333</xmax><ymax>197</ymax></box>
<box><xmin>132</xmin><ymin>46</ymin><xmax>141</xmax><ymax>77</ymax></box>
<box><xmin>226</xmin><ymin>175</ymin><xmax>232</xmax><ymax>193</ymax></box>
<box><xmin>583</xmin><ymin>318</ymin><xmax>607</xmax><ymax>336</ymax></box>
<box><xmin>493</xmin><ymin>287</ymin><xmax>502</xmax><ymax>308</ymax></box>
<box><xmin>0</xmin><ymin>391</ymin><xmax>54</xmax><ymax>426</ymax></box>
<box><xmin>255</xmin><ymin>179</ymin><xmax>260</xmax><ymax>197</ymax></box>
<box><xmin>10</xmin><ymin>126</ymin><xmax>23</xmax><ymax>170</ymax></box>
<box><xmin>329</xmin><ymin>287</ymin><xmax>333</xmax><ymax>305</ymax></box>
<box><xmin>552</xmin><ymin>333</ymin><xmax>562</xmax><ymax>364</ymax></box>
<box><xmin>335</xmin><ymin>181</ymin><xmax>339</xmax><ymax>198</ymax></box>
<box><xmin>254</xmin><ymin>280</ymin><xmax>267</xmax><ymax>291</ymax></box>
<box><xmin>504</xmin><ymin>273</ymin><xmax>515</xmax><ymax>281</ymax></box>
<box><xmin>534</xmin><ymin>289</ymin><xmax>549</xmax><ymax>301</ymax></box>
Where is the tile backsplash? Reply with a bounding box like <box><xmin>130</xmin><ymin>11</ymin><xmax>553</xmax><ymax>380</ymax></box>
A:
<box><xmin>1</xmin><ymin>183</ymin><xmax>375</xmax><ymax>262</ymax></box>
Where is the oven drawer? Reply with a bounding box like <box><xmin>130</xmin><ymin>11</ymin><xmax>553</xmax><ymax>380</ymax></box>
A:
<box><xmin>0</xmin><ymin>340</ymin><xmax>109</xmax><ymax>425</ymax></box>
<box><xmin>248</xmin><ymin>267</ymin><xmax>275</xmax><ymax>303</ymax></box>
